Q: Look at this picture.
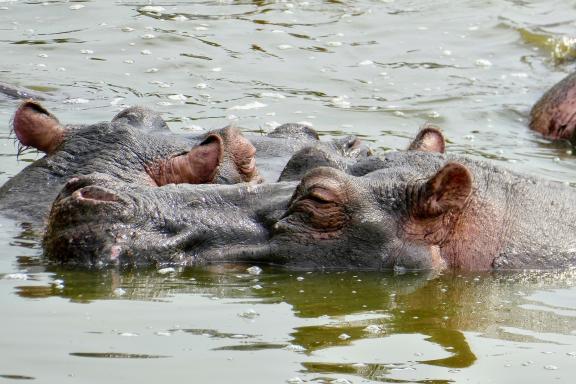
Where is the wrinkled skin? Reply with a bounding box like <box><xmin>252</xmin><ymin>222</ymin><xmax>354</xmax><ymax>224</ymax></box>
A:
<box><xmin>530</xmin><ymin>71</ymin><xmax>576</xmax><ymax>144</ymax></box>
<box><xmin>279</xmin><ymin>124</ymin><xmax>444</xmax><ymax>182</ymax></box>
<box><xmin>1</xmin><ymin>102</ymin><xmax>370</xmax><ymax>226</ymax></box>
<box><xmin>270</xmin><ymin>151</ymin><xmax>576</xmax><ymax>271</ymax></box>
<box><xmin>44</xmin><ymin>173</ymin><xmax>296</xmax><ymax>267</ymax></box>
<box><xmin>0</xmin><ymin>101</ymin><xmax>262</xmax><ymax>225</ymax></box>
<box><xmin>43</xmin><ymin>127</ymin><xmax>455</xmax><ymax>269</ymax></box>
<box><xmin>44</xmin><ymin>148</ymin><xmax>576</xmax><ymax>270</ymax></box>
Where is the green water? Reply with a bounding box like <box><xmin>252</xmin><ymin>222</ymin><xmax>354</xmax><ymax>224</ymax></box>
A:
<box><xmin>1</xmin><ymin>1</ymin><xmax>576</xmax><ymax>383</ymax></box>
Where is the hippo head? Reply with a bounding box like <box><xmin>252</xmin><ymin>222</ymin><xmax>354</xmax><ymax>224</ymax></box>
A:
<box><xmin>44</xmin><ymin>172</ymin><xmax>293</xmax><ymax>267</ymax></box>
<box><xmin>530</xmin><ymin>72</ymin><xmax>576</xmax><ymax>144</ymax></box>
<box><xmin>270</xmin><ymin>156</ymin><xmax>473</xmax><ymax>271</ymax></box>
<box><xmin>11</xmin><ymin>100</ymin><xmax>261</xmax><ymax>187</ymax></box>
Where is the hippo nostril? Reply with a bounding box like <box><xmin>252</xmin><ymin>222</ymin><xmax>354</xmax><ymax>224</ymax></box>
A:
<box><xmin>72</xmin><ymin>186</ymin><xmax>119</xmax><ymax>204</ymax></box>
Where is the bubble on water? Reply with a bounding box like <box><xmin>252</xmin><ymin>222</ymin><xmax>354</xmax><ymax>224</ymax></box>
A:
<box><xmin>393</xmin><ymin>111</ymin><xmax>405</xmax><ymax>117</ymax></box>
<box><xmin>212</xmin><ymin>67</ymin><xmax>222</xmax><ymax>72</ymax></box>
<box><xmin>141</xmin><ymin>34</ymin><xmax>156</xmax><ymax>39</ymax></box>
<box><xmin>229</xmin><ymin>101</ymin><xmax>267</xmax><ymax>110</ymax></box>
<box><xmin>69</xmin><ymin>4</ymin><xmax>85</xmax><ymax>10</ymax></box>
<box><xmin>168</xmin><ymin>94</ymin><xmax>187</xmax><ymax>102</ymax></box>
<box><xmin>63</xmin><ymin>98</ymin><xmax>90</xmax><ymax>104</ymax></box>
<box><xmin>326</xmin><ymin>41</ymin><xmax>343</xmax><ymax>47</ymax></box>
<box><xmin>119</xmin><ymin>332</ymin><xmax>138</xmax><ymax>337</ymax></box>
<box><xmin>332</xmin><ymin>379</ymin><xmax>352</xmax><ymax>384</ymax></box>
<box><xmin>150</xmin><ymin>80</ymin><xmax>171</xmax><ymax>88</ymax></box>
<box><xmin>80</xmin><ymin>49</ymin><xmax>94</xmax><ymax>54</ymax></box>
<box><xmin>553</xmin><ymin>157</ymin><xmax>561</xmax><ymax>163</ymax></box>
<box><xmin>358</xmin><ymin>60</ymin><xmax>374</xmax><ymax>66</ymax></box>
<box><xmin>139</xmin><ymin>6</ymin><xmax>165</xmax><ymax>13</ymax></box>
<box><xmin>157</xmin><ymin>267</ymin><xmax>176</xmax><ymax>274</ymax></box>
<box><xmin>252</xmin><ymin>284</ymin><xmax>263</xmax><ymax>290</ymax></box>
<box><xmin>157</xmin><ymin>101</ymin><xmax>172</xmax><ymax>106</ymax></box>
<box><xmin>364</xmin><ymin>324</ymin><xmax>383</xmax><ymax>334</ymax></box>
<box><xmin>475</xmin><ymin>59</ymin><xmax>492</xmax><ymax>67</ymax></box>
<box><xmin>113</xmin><ymin>288</ymin><xmax>126</xmax><ymax>296</ymax></box>
<box><xmin>338</xmin><ymin>333</ymin><xmax>351</xmax><ymax>340</ymax></box>
<box><xmin>296</xmin><ymin>276</ymin><xmax>304</xmax><ymax>281</ymax></box>
<box><xmin>172</xmin><ymin>15</ymin><xmax>189</xmax><ymax>21</ymax></box>
<box><xmin>57</xmin><ymin>67</ymin><xmax>66</xmax><ymax>71</ymax></box>
<box><xmin>195</xmin><ymin>26</ymin><xmax>208</xmax><ymax>31</ymax></box>
<box><xmin>259</xmin><ymin>92</ymin><xmax>285</xmax><ymax>99</ymax></box>
<box><xmin>238</xmin><ymin>309</ymin><xmax>259</xmax><ymax>319</ymax></box>
<box><xmin>284</xmin><ymin>344</ymin><xmax>306</xmax><ymax>352</ymax></box>
<box><xmin>286</xmin><ymin>378</ymin><xmax>304</xmax><ymax>384</ymax></box>
<box><xmin>278</xmin><ymin>44</ymin><xmax>293</xmax><ymax>50</ymax></box>
<box><xmin>141</xmin><ymin>49</ymin><xmax>152</xmax><ymax>55</ymax></box>
<box><xmin>544</xmin><ymin>365</ymin><xmax>558</xmax><ymax>370</ymax></box>
<box><xmin>442</xmin><ymin>50</ymin><xmax>452</xmax><ymax>56</ymax></box>
<box><xmin>122</xmin><ymin>27</ymin><xmax>135</xmax><ymax>32</ymax></box>
<box><xmin>145</xmin><ymin>68</ymin><xmax>159</xmax><ymax>73</ymax></box>
<box><xmin>155</xmin><ymin>331</ymin><xmax>171</xmax><ymax>336</ymax></box>
<box><xmin>37</xmin><ymin>53</ymin><xmax>48</xmax><ymax>58</ymax></box>
<box><xmin>331</xmin><ymin>96</ymin><xmax>351</xmax><ymax>109</ymax></box>
<box><xmin>3</xmin><ymin>273</ymin><xmax>28</xmax><ymax>280</ymax></box>
<box><xmin>124</xmin><ymin>59</ymin><xmax>134</xmax><ymax>64</ymax></box>
<box><xmin>247</xmin><ymin>266</ymin><xmax>262</xmax><ymax>275</ymax></box>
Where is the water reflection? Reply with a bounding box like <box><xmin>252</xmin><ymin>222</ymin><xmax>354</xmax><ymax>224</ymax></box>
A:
<box><xmin>11</xmin><ymin>263</ymin><xmax>576</xmax><ymax>381</ymax></box>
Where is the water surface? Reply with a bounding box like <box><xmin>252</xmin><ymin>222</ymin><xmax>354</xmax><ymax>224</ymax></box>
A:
<box><xmin>1</xmin><ymin>1</ymin><xmax>576</xmax><ymax>383</ymax></box>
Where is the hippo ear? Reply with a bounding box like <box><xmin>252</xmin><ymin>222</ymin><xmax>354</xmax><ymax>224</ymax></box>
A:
<box><xmin>413</xmin><ymin>162</ymin><xmax>472</xmax><ymax>218</ymax></box>
<box><xmin>212</xmin><ymin>126</ymin><xmax>261</xmax><ymax>184</ymax></box>
<box><xmin>407</xmin><ymin>124</ymin><xmax>445</xmax><ymax>153</ymax></box>
<box><xmin>11</xmin><ymin>100</ymin><xmax>65</xmax><ymax>154</ymax></box>
<box><xmin>147</xmin><ymin>134</ymin><xmax>223</xmax><ymax>186</ymax></box>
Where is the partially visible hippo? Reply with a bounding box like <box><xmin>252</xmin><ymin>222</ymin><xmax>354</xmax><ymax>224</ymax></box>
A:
<box><xmin>44</xmin><ymin>149</ymin><xmax>576</xmax><ymax>270</ymax></box>
<box><xmin>530</xmin><ymin>71</ymin><xmax>576</xmax><ymax>143</ymax></box>
<box><xmin>279</xmin><ymin>124</ymin><xmax>445</xmax><ymax>181</ymax></box>
<box><xmin>0</xmin><ymin>101</ymin><xmax>261</xmax><ymax>225</ymax></box>
<box><xmin>42</xmin><ymin>127</ymin><xmax>445</xmax><ymax>267</ymax></box>
<box><xmin>0</xmin><ymin>101</ymin><xmax>370</xmax><ymax>226</ymax></box>
<box><xmin>269</xmin><ymin>151</ymin><xmax>576</xmax><ymax>271</ymax></box>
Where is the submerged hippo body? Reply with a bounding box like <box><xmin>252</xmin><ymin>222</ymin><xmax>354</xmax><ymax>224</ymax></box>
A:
<box><xmin>42</xmin><ymin>127</ymin><xmax>444</xmax><ymax>267</ymax></box>
<box><xmin>269</xmin><ymin>151</ymin><xmax>576</xmax><ymax>271</ymax></box>
<box><xmin>530</xmin><ymin>71</ymin><xmax>576</xmax><ymax>143</ymax></box>
<box><xmin>44</xmin><ymin>139</ymin><xmax>576</xmax><ymax>271</ymax></box>
<box><xmin>0</xmin><ymin>102</ymin><xmax>263</xmax><ymax>226</ymax></box>
<box><xmin>0</xmin><ymin>102</ymin><xmax>369</xmax><ymax>227</ymax></box>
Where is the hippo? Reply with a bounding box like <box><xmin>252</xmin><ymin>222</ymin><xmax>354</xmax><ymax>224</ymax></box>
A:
<box><xmin>530</xmin><ymin>71</ymin><xmax>576</xmax><ymax>144</ymax></box>
<box><xmin>41</xmin><ymin>128</ymin><xmax>453</xmax><ymax>269</ymax></box>
<box><xmin>43</xmin><ymin>146</ymin><xmax>576</xmax><ymax>271</ymax></box>
<box><xmin>0</xmin><ymin>101</ymin><xmax>370</xmax><ymax>227</ymax></box>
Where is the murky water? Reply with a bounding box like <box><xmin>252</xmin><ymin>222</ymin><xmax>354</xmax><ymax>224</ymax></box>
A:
<box><xmin>1</xmin><ymin>1</ymin><xmax>576</xmax><ymax>383</ymax></box>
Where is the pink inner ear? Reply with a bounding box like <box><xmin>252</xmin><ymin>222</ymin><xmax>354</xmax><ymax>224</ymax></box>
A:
<box><xmin>148</xmin><ymin>136</ymin><xmax>223</xmax><ymax>186</ymax></box>
<box><xmin>12</xmin><ymin>100</ymin><xmax>64</xmax><ymax>154</ymax></box>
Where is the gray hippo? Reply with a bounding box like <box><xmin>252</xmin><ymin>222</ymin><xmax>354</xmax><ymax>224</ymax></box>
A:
<box><xmin>43</xmin><ymin>144</ymin><xmax>576</xmax><ymax>270</ymax></box>
<box><xmin>530</xmin><ymin>71</ymin><xmax>576</xmax><ymax>144</ymax></box>
<box><xmin>0</xmin><ymin>101</ymin><xmax>370</xmax><ymax>227</ymax></box>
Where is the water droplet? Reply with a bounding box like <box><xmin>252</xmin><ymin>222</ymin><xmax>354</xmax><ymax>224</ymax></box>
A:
<box><xmin>247</xmin><ymin>266</ymin><xmax>262</xmax><ymax>275</ymax></box>
<box><xmin>338</xmin><ymin>333</ymin><xmax>351</xmax><ymax>340</ymax></box>
<box><xmin>475</xmin><ymin>59</ymin><xmax>492</xmax><ymax>67</ymax></box>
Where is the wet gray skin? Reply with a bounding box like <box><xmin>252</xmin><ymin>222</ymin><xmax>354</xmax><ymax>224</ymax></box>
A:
<box><xmin>270</xmin><ymin>151</ymin><xmax>576</xmax><ymax>271</ymax></box>
<box><xmin>44</xmin><ymin>173</ymin><xmax>297</xmax><ymax>267</ymax></box>
<box><xmin>0</xmin><ymin>102</ymin><xmax>369</xmax><ymax>228</ymax></box>
<box><xmin>43</xmin><ymin>127</ymin><xmax>445</xmax><ymax>268</ymax></box>
<box><xmin>0</xmin><ymin>101</ymin><xmax>264</xmax><ymax>226</ymax></box>
<box><xmin>530</xmin><ymin>71</ymin><xmax>576</xmax><ymax>145</ymax></box>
